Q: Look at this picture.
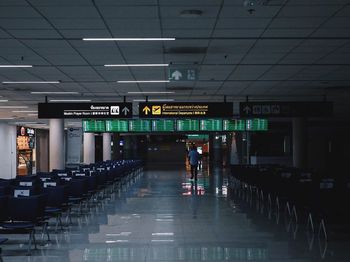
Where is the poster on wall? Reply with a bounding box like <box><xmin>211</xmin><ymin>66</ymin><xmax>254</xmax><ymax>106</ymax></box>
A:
<box><xmin>67</xmin><ymin>127</ymin><xmax>82</xmax><ymax>164</ymax></box>
<box><xmin>16</xmin><ymin>126</ymin><xmax>35</xmax><ymax>176</ymax></box>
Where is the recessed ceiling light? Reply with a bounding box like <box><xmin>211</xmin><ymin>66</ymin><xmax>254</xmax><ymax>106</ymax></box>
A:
<box><xmin>180</xmin><ymin>10</ymin><xmax>203</xmax><ymax>18</ymax></box>
<box><xmin>0</xmin><ymin>106</ymin><xmax>28</xmax><ymax>109</ymax></box>
<box><xmin>2</xmin><ymin>81</ymin><xmax>60</xmax><ymax>84</ymax></box>
<box><xmin>127</xmin><ymin>91</ymin><xmax>175</xmax><ymax>94</ymax></box>
<box><xmin>27</xmin><ymin>113</ymin><xmax>38</xmax><ymax>116</ymax></box>
<box><xmin>105</xmin><ymin>64</ymin><xmax>169</xmax><ymax>67</ymax></box>
<box><xmin>118</xmin><ymin>80</ymin><xmax>170</xmax><ymax>83</ymax></box>
<box><xmin>0</xmin><ymin>100</ymin><xmax>8</xmax><ymax>102</ymax></box>
<box><xmin>30</xmin><ymin>92</ymin><xmax>79</xmax><ymax>94</ymax></box>
<box><xmin>0</xmin><ymin>117</ymin><xmax>14</xmax><ymax>120</ymax></box>
<box><xmin>49</xmin><ymin>99</ymin><xmax>91</xmax><ymax>102</ymax></box>
<box><xmin>0</xmin><ymin>65</ymin><xmax>33</xmax><ymax>68</ymax></box>
<box><xmin>83</xmin><ymin>38</ymin><xmax>175</xmax><ymax>41</ymax></box>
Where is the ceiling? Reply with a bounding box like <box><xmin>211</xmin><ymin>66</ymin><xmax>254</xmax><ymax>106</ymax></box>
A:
<box><xmin>0</xmin><ymin>0</ymin><xmax>350</xmax><ymax>126</ymax></box>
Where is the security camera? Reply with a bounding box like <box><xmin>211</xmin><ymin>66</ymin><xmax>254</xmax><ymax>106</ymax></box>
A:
<box><xmin>243</xmin><ymin>0</ymin><xmax>256</xmax><ymax>7</ymax></box>
<box><xmin>243</xmin><ymin>0</ymin><xmax>257</xmax><ymax>14</ymax></box>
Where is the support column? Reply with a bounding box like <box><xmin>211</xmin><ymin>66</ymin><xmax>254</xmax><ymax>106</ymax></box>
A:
<box><xmin>0</xmin><ymin>123</ymin><xmax>16</xmax><ymax>179</ymax></box>
<box><xmin>49</xmin><ymin>119</ymin><xmax>65</xmax><ymax>171</ymax></box>
<box><xmin>293</xmin><ymin>117</ymin><xmax>307</xmax><ymax>168</ymax></box>
<box><xmin>230</xmin><ymin>132</ymin><xmax>239</xmax><ymax>165</ymax></box>
<box><xmin>84</xmin><ymin>132</ymin><xmax>95</xmax><ymax>164</ymax></box>
<box><xmin>123</xmin><ymin>136</ymin><xmax>132</xmax><ymax>159</ymax></box>
<box><xmin>111</xmin><ymin>133</ymin><xmax>120</xmax><ymax>160</ymax></box>
<box><xmin>103</xmin><ymin>132</ymin><xmax>111</xmax><ymax>161</ymax></box>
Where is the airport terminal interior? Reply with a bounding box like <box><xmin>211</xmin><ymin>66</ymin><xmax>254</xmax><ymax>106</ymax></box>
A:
<box><xmin>1</xmin><ymin>0</ymin><xmax>350</xmax><ymax>261</ymax></box>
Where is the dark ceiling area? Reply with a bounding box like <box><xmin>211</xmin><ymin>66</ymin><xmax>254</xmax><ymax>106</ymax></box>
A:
<box><xmin>0</xmin><ymin>0</ymin><xmax>350</xmax><ymax>126</ymax></box>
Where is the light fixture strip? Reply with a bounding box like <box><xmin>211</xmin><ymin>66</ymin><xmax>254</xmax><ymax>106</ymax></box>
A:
<box><xmin>2</xmin><ymin>81</ymin><xmax>60</xmax><ymax>84</ymax></box>
<box><xmin>127</xmin><ymin>91</ymin><xmax>174</xmax><ymax>94</ymax></box>
<box><xmin>0</xmin><ymin>65</ymin><xmax>33</xmax><ymax>68</ymax></box>
<box><xmin>105</xmin><ymin>64</ymin><xmax>169</xmax><ymax>67</ymax></box>
<box><xmin>49</xmin><ymin>99</ymin><xmax>91</xmax><ymax>102</ymax></box>
<box><xmin>0</xmin><ymin>106</ymin><xmax>29</xmax><ymax>109</ymax></box>
<box><xmin>30</xmin><ymin>92</ymin><xmax>79</xmax><ymax>94</ymax></box>
<box><xmin>83</xmin><ymin>38</ymin><xmax>175</xmax><ymax>41</ymax></box>
<box><xmin>12</xmin><ymin>110</ymin><xmax>38</xmax><ymax>113</ymax></box>
<box><xmin>133</xmin><ymin>99</ymin><xmax>175</xmax><ymax>102</ymax></box>
<box><xmin>0</xmin><ymin>100</ymin><xmax>9</xmax><ymax>102</ymax></box>
<box><xmin>118</xmin><ymin>80</ymin><xmax>170</xmax><ymax>83</ymax></box>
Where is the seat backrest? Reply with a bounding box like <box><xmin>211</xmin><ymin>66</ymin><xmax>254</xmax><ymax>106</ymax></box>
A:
<box><xmin>0</xmin><ymin>196</ymin><xmax>8</xmax><ymax>221</ymax></box>
<box><xmin>8</xmin><ymin>194</ymin><xmax>47</xmax><ymax>222</ymax></box>
<box><xmin>42</xmin><ymin>186</ymin><xmax>68</xmax><ymax>207</ymax></box>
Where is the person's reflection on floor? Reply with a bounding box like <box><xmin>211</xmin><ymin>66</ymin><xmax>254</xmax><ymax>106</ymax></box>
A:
<box><xmin>190</xmin><ymin>181</ymin><xmax>200</xmax><ymax>219</ymax></box>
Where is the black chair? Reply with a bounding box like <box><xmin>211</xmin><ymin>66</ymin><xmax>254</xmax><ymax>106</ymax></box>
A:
<box><xmin>42</xmin><ymin>186</ymin><xmax>69</xmax><ymax>231</ymax></box>
<box><xmin>0</xmin><ymin>194</ymin><xmax>48</xmax><ymax>255</ymax></box>
<box><xmin>0</xmin><ymin>237</ymin><xmax>7</xmax><ymax>262</ymax></box>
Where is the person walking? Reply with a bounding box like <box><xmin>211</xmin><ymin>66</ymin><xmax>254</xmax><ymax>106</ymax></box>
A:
<box><xmin>188</xmin><ymin>145</ymin><xmax>200</xmax><ymax>180</ymax></box>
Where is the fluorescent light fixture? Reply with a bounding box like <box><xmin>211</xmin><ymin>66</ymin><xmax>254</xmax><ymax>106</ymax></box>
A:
<box><xmin>0</xmin><ymin>100</ymin><xmax>8</xmax><ymax>102</ymax></box>
<box><xmin>105</xmin><ymin>64</ymin><xmax>169</xmax><ymax>67</ymax></box>
<box><xmin>118</xmin><ymin>80</ymin><xmax>170</xmax><ymax>83</ymax></box>
<box><xmin>83</xmin><ymin>38</ymin><xmax>175</xmax><ymax>41</ymax></box>
<box><xmin>0</xmin><ymin>117</ymin><xmax>14</xmax><ymax>120</ymax></box>
<box><xmin>30</xmin><ymin>92</ymin><xmax>79</xmax><ymax>94</ymax></box>
<box><xmin>49</xmin><ymin>99</ymin><xmax>91</xmax><ymax>102</ymax></box>
<box><xmin>133</xmin><ymin>99</ymin><xmax>174</xmax><ymax>102</ymax></box>
<box><xmin>27</xmin><ymin>113</ymin><xmax>38</xmax><ymax>116</ymax></box>
<box><xmin>152</xmin><ymin>233</ymin><xmax>174</xmax><ymax>236</ymax></box>
<box><xmin>13</xmin><ymin>122</ymin><xmax>42</xmax><ymax>124</ymax></box>
<box><xmin>0</xmin><ymin>106</ymin><xmax>28</xmax><ymax>109</ymax></box>
<box><xmin>127</xmin><ymin>91</ymin><xmax>175</xmax><ymax>94</ymax></box>
<box><xmin>12</xmin><ymin>110</ymin><xmax>38</xmax><ymax>113</ymax></box>
<box><xmin>0</xmin><ymin>65</ymin><xmax>33</xmax><ymax>68</ymax></box>
<box><xmin>2</xmin><ymin>81</ymin><xmax>60</xmax><ymax>84</ymax></box>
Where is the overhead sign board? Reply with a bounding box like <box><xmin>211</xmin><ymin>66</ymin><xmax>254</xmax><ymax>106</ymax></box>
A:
<box><xmin>38</xmin><ymin>102</ymin><xmax>132</xmax><ymax>119</ymax></box>
<box><xmin>83</xmin><ymin>120</ymin><xmax>105</xmax><ymax>132</ymax></box>
<box><xmin>139</xmin><ymin>102</ymin><xmax>233</xmax><ymax>118</ymax></box>
<box><xmin>168</xmin><ymin>68</ymin><xmax>197</xmax><ymax>81</ymax></box>
<box><xmin>239</xmin><ymin>101</ymin><xmax>333</xmax><ymax>117</ymax></box>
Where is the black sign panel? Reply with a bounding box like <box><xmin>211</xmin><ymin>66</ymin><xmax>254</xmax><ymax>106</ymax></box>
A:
<box><xmin>38</xmin><ymin>103</ymin><xmax>132</xmax><ymax>119</ymax></box>
<box><xmin>139</xmin><ymin>102</ymin><xmax>233</xmax><ymax>118</ymax></box>
<box><xmin>239</xmin><ymin>102</ymin><xmax>333</xmax><ymax>117</ymax></box>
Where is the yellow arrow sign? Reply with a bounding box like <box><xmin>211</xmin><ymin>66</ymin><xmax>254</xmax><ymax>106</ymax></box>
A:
<box><xmin>142</xmin><ymin>106</ymin><xmax>151</xmax><ymax>115</ymax></box>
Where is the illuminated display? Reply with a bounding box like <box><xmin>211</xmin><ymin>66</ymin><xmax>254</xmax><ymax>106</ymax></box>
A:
<box><xmin>152</xmin><ymin>119</ymin><xmax>175</xmax><ymax>132</ymax></box>
<box><xmin>106</xmin><ymin>120</ymin><xmax>128</xmax><ymax>132</ymax></box>
<box><xmin>129</xmin><ymin>119</ymin><xmax>151</xmax><ymax>132</ymax></box>
<box><xmin>200</xmin><ymin>119</ymin><xmax>222</xmax><ymax>131</ymax></box>
<box><xmin>223</xmin><ymin>120</ymin><xmax>246</xmax><ymax>131</ymax></box>
<box><xmin>176</xmin><ymin>119</ymin><xmax>199</xmax><ymax>131</ymax></box>
<box><xmin>83</xmin><ymin>120</ymin><xmax>105</xmax><ymax>132</ymax></box>
<box><xmin>246</xmin><ymin>119</ymin><xmax>268</xmax><ymax>131</ymax></box>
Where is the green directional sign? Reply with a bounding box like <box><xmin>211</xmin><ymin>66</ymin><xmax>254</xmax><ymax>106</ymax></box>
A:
<box><xmin>106</xmin><ymin>120</ymin><xmax>128</xmax><ymax>132</ymax></box>
<box><xmin>246</xmin><ymin>119</ymin><xmax>268</xmax><ymax>131</ymax></box>
<box><xmin>168</xmin><ymin>68</ymin><xmax>197</xmax><ymax>81</ymax></box>
<box><xmin>176</xmin><ymin>119</ymin><xmax>199</xmax><ymax>131</ymax></box>
<box><xmin>129</xmin><ymin>119</ymin><xmax>151</xmax><ymax>132</ymax></box>
<box><xmin>200</xmin><ymin>119</ymin><xmax>222</xmax><ymax>131</ymax></box>
<box><xmin>83</xmin><ymin>120</ymin><xmax>105</xmax><ymax>132</ymax></box>
<box><xmin>152</xmin><ymin>119</ymin><xmax>175</xmax><ymax>132</ymax></box>
<box><xmin>223</xmin><ymin>119</ymin><xmax>246</xmax><ymax>131</ymax></box>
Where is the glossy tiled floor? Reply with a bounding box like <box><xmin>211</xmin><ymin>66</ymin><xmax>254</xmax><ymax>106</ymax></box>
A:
<box><xmin>1</xmin><ymin>163</ymin><xmax>350</xmax><ymax>261</ymax></box>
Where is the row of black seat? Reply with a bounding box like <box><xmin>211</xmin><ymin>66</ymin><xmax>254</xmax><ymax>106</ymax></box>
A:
<box><xmin>0</xmin><ymin>159</ymin><xmax>143</xmax><ymax>256</ymax></box>
<box><xmin>230</xmin><ymin>164</ymin><xmax>350</xmax><ymax>242</ymax></box>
